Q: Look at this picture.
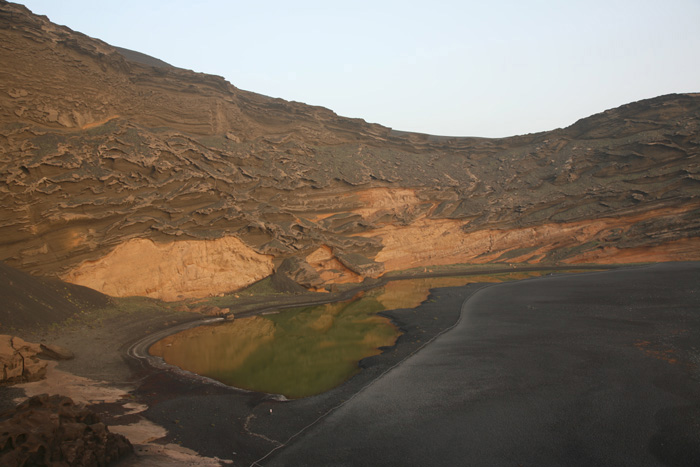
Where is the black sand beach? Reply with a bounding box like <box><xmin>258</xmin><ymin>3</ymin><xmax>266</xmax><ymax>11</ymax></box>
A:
<box><xmin>262</xmin><ymin>262</ymin><xmax>700</xmax><ymax>466</ymax></box>
<box><xmin>7</xmin><ymin>263</ymin><xmax>698</xmax><ymax>466</ymax></box>
<box><xmin>130</xmin><ymin>282</ymin><xmax>489</xmax><ymax>465</ymax></box>
<box><xmin>118</xmin><ymin>262</ymin><xmax>699</xmax><ymax>466</ymax></box>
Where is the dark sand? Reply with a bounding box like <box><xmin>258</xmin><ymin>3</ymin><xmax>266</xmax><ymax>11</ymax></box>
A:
<box><xmin>129</xmin><ymin>282</ymin><xmax>489</xmax><ymax>465</ymax></box>
<box><xmin>5</xmin><ymin>263</ymin><xmax>699</xmax><ymax>465</ymax></box>
<box><xmin>262</xmin><ymin>262</ymin><xmax>700</xmax><ymax>466</ymax></box>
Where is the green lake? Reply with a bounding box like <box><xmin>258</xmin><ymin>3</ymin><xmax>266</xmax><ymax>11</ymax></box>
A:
<box><xmin>149</xmin><ymin>272</ymin><xmax>552</xmax><ymax>398</ymax></box>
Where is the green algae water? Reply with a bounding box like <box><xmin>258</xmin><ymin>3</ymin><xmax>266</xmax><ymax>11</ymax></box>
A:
<box><xmin>149</xmin><ymin>272</ymin><xmax>556</xmax><ymax>398</ymax></box>
<box><xmin>150</xmin><ymin>292</ymin><xmax>398</xmax><ymax>398</ymax></box>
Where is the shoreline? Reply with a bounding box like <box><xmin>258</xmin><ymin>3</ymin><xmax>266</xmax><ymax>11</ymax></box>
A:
<box><xmin>132</xmin><ymin>280</ymin><xmax>489</xmax><ymax>464</ymax></box>
<box><xmin>264</xmin><ymin>261</ymin><xmax>700</xmax><ymax>466</ymax></box>
<box><xmin>126</xmin><ymin>265</ymin><xmax>615</xmax><ymax>400</ymax></box>
<box><xmin>3</xmin><ymin>264</ymin><xmax>639</xmax><ymax>465</ymax></box>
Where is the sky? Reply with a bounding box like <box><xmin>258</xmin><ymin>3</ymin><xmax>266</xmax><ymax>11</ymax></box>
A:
<box><xmin>19</xmin><ymin>0</ymin><xmax>700</xmax><ymax>138</ymax></box>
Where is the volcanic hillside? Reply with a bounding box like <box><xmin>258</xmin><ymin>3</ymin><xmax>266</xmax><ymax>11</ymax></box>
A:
<box><xmin>1</xmin><ymin>1</ymin><xmax>699</xmax><ymax>300</ymax></box>
<box><xmin>0</xmin><ymin>260</ymin><xmax>108</xmax><ymax>330</ymax></box>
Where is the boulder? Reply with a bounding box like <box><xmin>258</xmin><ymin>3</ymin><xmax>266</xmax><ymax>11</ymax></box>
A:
<box><xmin>335</xmin><ymin>251</ymin><xmax>385</xmax><ymax>278</ymax></box>
<box><xmin>277</xmin><ymin>257</ymin><xmax>324</xmax><ymax>289</ymax></box>
<box><xmin>0</xmin><ymin>335</ymin><xmax>48</xmax><ymax>384</ymax></box>
<box><xmin>21</xmin><ymin>356</ymin><xmax>47</xmax><ymax>382</ymax></box>
<box><xmin>0</xmin><ymin>394</ymin><xmax>133</xmax><ymax>466</ymax></box>
<box><xmin>189</xmin><ymin>305</ymin><xmax>230</xmax><ymax>317</ymax></box>
<box><xmin>10</xmin><ymin>336</ymin><xmax>42</xmax><ymax>355</ymax></box>
<box><xmin>0</xmin><ymin>335</ymin><xmax>23</xmax><ymax>381</ymax></box>
<box><xmin>39</xmin><ymin>343</ymin><xmax>75</xmax><ymax>361</ymax></box>
<box><xmin>203</xmin><ymin>306</ymin><xmax>227</xmax><ymax>317</ymax></box>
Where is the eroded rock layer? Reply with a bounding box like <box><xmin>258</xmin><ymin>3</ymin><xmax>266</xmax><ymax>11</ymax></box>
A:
<box><xmin>1</xmin><ymin>1</ymin><xmax>699</xmax><ymax>299</ymax></box>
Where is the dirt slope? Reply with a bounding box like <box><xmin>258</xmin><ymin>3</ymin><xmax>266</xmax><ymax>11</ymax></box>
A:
<box><xmin>0</xmin><ymin>260</ymin><xmax>109</xmax><ymax>330</ymax></box>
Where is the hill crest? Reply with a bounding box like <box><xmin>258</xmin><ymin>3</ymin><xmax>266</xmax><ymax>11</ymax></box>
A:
<box><xmin>1</xmin><ymin>1</ymin><xmax>699</xmax><ymax>299</ymax></box>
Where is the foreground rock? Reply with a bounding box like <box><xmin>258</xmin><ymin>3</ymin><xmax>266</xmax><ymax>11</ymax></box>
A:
<box><xmin>0</xmin><ymin>335</ymin><xmax>47</xmax><ymax>384</ymax></box>
<box><xmin>0</xmin><ymin>394</ymin><xmax>133</xmax><ymax>466</ymax></box>
<box><xmin>39</xmin><ymin>343</ymin><xmax>75</xmax><ymax>361</ymax></box>
<box><xmin>1</xmin><ymin>334</ymin><xmax>74</xmax><ymax>384</ymax></box>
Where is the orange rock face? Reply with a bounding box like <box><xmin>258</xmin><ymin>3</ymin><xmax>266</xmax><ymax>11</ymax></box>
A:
<box><xmin>359</xmin><ymin>204</ymin><xmax>700</xmax><ymax>272</ymax></box>
<box><xmin>306</xmin><ymin>245</ymin><xmax>363</xmax><ymax>284</ymax></box>
<box><xmin>564</xmin><ymin>237</ymin><xmax>700</xmax><ymax>264</ymax></box>
<box><xmin>350</xmin><ymin>188</ymin><xmax>424</xmax><ymax>222</ymax></box>
<box><xmin>61</xmin><ymin>237</ymin><xmax>274</xmax><ymax>301</ymax></box>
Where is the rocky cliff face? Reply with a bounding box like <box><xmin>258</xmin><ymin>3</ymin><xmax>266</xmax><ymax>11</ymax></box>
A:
<box><xmin>1</xmin><ymin>1</ymin><xmax>699</xmax><ymax>300</ymax></box>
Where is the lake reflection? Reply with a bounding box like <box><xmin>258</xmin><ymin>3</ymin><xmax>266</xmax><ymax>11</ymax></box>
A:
<box><xmin>149</xmin><ymin>272</ymin><xmax>550</xmax><ymax>398</ymax></box>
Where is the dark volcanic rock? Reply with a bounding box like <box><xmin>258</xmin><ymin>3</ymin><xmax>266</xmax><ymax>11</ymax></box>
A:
<box><xmin>0</xmin><ymin>394</ymin><xmax>133</xmax><ymax>466</ymax></box>
<box><xmin>38</xmin><ymin>343</ymin><xmax>75</xmax><ymax>361</ymax></box>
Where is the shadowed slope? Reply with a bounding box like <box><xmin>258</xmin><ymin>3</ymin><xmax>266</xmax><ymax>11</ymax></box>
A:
<box><xmin>0</xmin><ymin>261</ymin><xmax>109</xmax><ymax>330</ymax></box>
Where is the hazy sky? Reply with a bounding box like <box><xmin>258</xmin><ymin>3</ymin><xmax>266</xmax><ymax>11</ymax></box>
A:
<box><xmin>20</xmin><ymin>0</ymin><xmax>700</xmax><ymax>137</ymax></box>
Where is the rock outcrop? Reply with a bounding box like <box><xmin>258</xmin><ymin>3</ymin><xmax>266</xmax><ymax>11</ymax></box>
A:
<box><xmin>60</xmin><ymin>236</ymin><xmax>274</xmax><ymax>301</ymax></box>
<box><xmin>38</xmin><ymin>343</ymin><xmax>75</xmax><ymax>361</ymax></box>
<box><xmin>0</xmin><ymin>333</ymin><xmax>73</xmax><ymax>384</ymax></box>
<box><xmin>0</xmin><ymin>1</ymin><xmax>699</xmax><ymax>298</ymax></box>
<box><xmin>0</xmin><ymin>335</ymin><xmax>47</xmax><ymax>384</ymax></box>
<box><xmin>0</xmin><ymin>394</ymin><xmax>133</xmax><ymax>466</ymax></box>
